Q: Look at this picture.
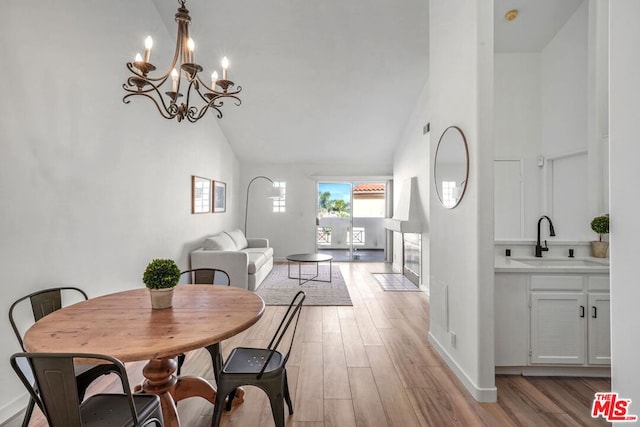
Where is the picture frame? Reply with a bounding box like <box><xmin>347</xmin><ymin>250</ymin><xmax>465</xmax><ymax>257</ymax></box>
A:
<box><xmin>213</xmin><ymin>181</ymin><xmax>227</xmax><ymax>213</ymax></box>
<box><xmin>191</xmin><ymin>176</ymin><xmax>211</xmax><ymax>214</ymax></box>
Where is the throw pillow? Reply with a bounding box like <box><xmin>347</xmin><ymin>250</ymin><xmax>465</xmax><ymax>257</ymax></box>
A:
<box><xmin>203</xmin><ymin>232</ymin><xmax>237</xmax><ymax>251</ymax></box>
<box><xmin>226</xmin><ymin>229</ymin><xmax>249</xmax><ymax>250</ymax></box>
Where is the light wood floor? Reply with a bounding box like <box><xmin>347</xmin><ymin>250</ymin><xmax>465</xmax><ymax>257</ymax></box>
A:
<box><xmin>9</xmin><ymin>262</ymin><xmax>610</xmax><ymax>427</ymax></box>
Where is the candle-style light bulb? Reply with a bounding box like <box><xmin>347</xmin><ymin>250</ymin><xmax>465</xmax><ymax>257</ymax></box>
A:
<box><xmin>211</xmin><ymin>71</ymin><xmax>218</xmax><ymax>90</ymax></box>
<box><xmin>171</xmin><ymin>68</ymin><xmax>179</xmax><ymax>92</ymax></box>
<box><xmin>221</xmin><ymin>56</ymin><xmax>229</xmax><ymax>80</ymax></box>
<box><xmin>143</xmin><ymin>36</ymin><xmax>153</xmax><ymax>62</ymax></box>
<box><xmin>187</xmin><ymin>38</ymin><xmax>195</xmax><ymax>63</ymax></box>
<box><xmin>135</xmin><ymin>53</ymin><xmax>143</xmax><ymax>62</ymax></box>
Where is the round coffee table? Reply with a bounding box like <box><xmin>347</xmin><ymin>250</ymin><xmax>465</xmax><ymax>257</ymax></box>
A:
<box><xmin>286</xmin><ymin>253</ymin><xmax>333</xmax><ymax>285</ymax></box>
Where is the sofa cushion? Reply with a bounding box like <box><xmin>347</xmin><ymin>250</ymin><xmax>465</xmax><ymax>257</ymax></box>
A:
<box><xmin>244</xmin><ymin>247</ymin><xmax>274</xmax><ymax>274</ymax></box>
<box><xmin>226</xmin><ymin>229</ymin><xmax>248</xmax><ymax>250</ymax></box>
<box><xmin>203</xmin><ymin>233</ymin><xmax>237</xmax><ymax>251</ymax></box>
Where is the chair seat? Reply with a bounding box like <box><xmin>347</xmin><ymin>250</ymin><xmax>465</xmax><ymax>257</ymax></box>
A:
<box><xmin>223</xmin><ymin>348</ymin><xmax>284</xmax><ymax>375</ymax></box>
<box><xmin>81</xmin><ymin>393</ymin><xmax>162</xmax><ymax>427</ymax></box>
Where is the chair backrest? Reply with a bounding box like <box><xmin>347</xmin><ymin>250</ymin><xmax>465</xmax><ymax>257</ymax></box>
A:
<box><xmin>258</xmin><ymin>290</ymin><xmax>306</xmax><ymax>379</ymax></box>
<box><xmin>180</xmin><ymin>268</ymin><xmax>230</xmax><ymax>286</ymax></box>
<box><xmin>10</xmin><ymin>352</ymin><xmax>138</xmax><ymax>427</ymax></box>
<box><xmin>9</xmin><ymin>287</ymin><xmax>88</xmax><ymax>351</ymax></box>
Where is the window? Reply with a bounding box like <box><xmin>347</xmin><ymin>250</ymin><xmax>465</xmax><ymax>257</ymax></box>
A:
<box><xmin>441</xmin><ymin>181</ymin><xmax>458</xmax><ymax>208</ymax></box>
<box><xmin>272</xmin><ymin>181</ymin><xmax>286</xmax><ymax>213</ymax></box>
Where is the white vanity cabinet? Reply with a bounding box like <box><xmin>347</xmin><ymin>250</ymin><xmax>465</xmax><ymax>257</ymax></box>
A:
<box><xmin>530</xmin><ymin>275</ymin><xmax>586</xmax><ymax>364</ymax></box>
<box><xmin>495</xmin><ymin>273</ymin><xmax>529</xmax><ymax>366</ymax></box>
<box><xmin>495</xmin><ymin>272</ymin><xmax>610</xmax><ymax>373</ymax></box>
<box><xmin>587</xmin><ymin>275</ymin><xmax>611</xmax><ymax>365</ymax></box>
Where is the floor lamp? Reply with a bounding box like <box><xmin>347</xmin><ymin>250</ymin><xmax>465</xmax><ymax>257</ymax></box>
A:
<box><xmin>244</xmin><ymin>176</ymin><xmax>281</xmax><ymax>236</ymax></box>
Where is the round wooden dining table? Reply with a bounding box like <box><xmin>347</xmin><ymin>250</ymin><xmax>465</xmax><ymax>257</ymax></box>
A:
<box><xmin>23</xmin><ymin>285</ymin><xmax>265</xmax><ymax>427</ymax></box>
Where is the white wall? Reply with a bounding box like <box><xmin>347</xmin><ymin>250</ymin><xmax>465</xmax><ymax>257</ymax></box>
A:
<box><xmin>0</xmin><ymin>1</ymin><xmax>240</xmax><ymax>421</ymax></box>
<box><xmin>609</xmin><ymin>0</ymin><xmax>640</xmax><ymax>419</ymax></box>
<box><xmin>494</xmin><ymin>53</ymin><xmax>540</xmax><ymax>239</ymax></box>
<box><xmin>540</xmin><ymin>3</ymin><xmax>589</xmax><ymax>157</ymax></box>
<box><xmin>391</xmin><ymin>80</ymin><xmax>430</xmax><ymax>277</ymax></box>
<box><xmin>427</xmin><ymin>0</ymin><xmax>496</xmax><ymax>401</ymax></box>
<box><xmin>540</xmin><ymin>2</ymin><xmax>592</xmax><ymax>240</ymax></box>
<box><xmin>495</xmin><ymin>2</ymin><xmax>609</xmax><ymax>243</ymax></box>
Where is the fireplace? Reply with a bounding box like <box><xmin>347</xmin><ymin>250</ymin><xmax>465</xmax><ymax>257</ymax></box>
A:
<box><xmin>403</xmin><ymin>233</ymin><xmax>421</xmax><ymax>285</ymax></box>
<box><xmin>382</xmin><ymin>177</ymin><xmax>422</xmax><ymax>286</ymax></box>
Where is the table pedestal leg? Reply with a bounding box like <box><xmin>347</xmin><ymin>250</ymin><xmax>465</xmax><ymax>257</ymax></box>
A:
<box><xmin>141</xmin><ymin>356</ymin><xmax>245</xmax><ymax>426</ymax></box>
<box><xmin>142</xmin><ymin>358</ymin><xmax>181</xmax><ymax>427</ymax></box>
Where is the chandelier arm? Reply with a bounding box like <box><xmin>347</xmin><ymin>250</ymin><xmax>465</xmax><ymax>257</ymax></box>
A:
<box><xmin>192</xmin><ymin>78</ymin><xmax>218</xmax><ymax>104</ymax></box>
<box><xmin>125</xmin><ymin>62</ymin><xmax>172</xmax><ymax>83</ymax></box>
<box><xmin>122</xmin><ymin>78</ymin><xmax>180</xmax><ymax>121</ymax></box>
<box><xmin>187</xmin><ymin>103</ymin><xmax>220</xmax><ymax>122</ymax></box>
<box><xmin>123</xmin><ymin>92</ymin><xmax>176</xmax><ymax>120</ymax></box>
<box><xmin>185</xmin><ymin>104</ymin><xmax>199</xmax><ymax>121</ymax></box>
<box><xmin>218</xmin><ymin>93</ymin><xmax>242</xmax><ymax>107</ymax></box>
<box><xmin>173</xmin><ymin>4</ymin><xmax>189</xmax><ymax>75</ymax></box>
<box><xmin>123</xmin><ymin>77</ymin><xmax>159</xmax><ymax>95</ymax></box>
<box><xmin>193</xmin><ymin>74</ymin><xmax>216</xmax><ymax>94</ymax></box>
<box><xmin>219</xmin><ymin>86</ymin><xmax>243</xmax><ymax>101</ymax></box>
<box><xmin>183</xmin><ymin>79</ymin><xmax>198</xmax><ymax>112</ymax></box>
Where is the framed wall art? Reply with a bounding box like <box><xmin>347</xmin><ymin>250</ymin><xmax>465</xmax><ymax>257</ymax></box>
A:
<box><xmin>213</xmin><ymin>181</ymin><xmax>227</xmax><ymax>213</ymax></box>
<box><xmin>191</xmin><ymin>176</ymin><xmax>211</xmax><ymax>214</ymax></box>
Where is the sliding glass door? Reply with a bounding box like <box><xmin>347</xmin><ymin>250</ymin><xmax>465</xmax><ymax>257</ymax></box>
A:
<box><xmin>316</xmin><ymin>181</ymin><xmax>387</xmax><ymax>262</ymax></box>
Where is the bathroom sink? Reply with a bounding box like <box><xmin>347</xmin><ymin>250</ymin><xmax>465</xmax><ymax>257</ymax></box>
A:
<box><xmin>514</xmin><ymin>258</ymin><xmax>608</xmax><ymax>267</ymax></box>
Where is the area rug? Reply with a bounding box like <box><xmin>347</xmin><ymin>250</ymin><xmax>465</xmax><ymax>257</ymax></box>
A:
<box><xmin>256</xmin><ymin>264</ymin><xmax>352</xmax><ymax>306</ymax></box>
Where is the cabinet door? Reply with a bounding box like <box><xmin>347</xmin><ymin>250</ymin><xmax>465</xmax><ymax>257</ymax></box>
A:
<box><xmin>588</xmin><ymin>293</ymin><xmax>611</xmax><ymax>365</ymax></box>
<box><xmin>530</xmin><ymin>292</ymin><xmax>586</xmax><ymax>364</ymax></box>
<box><xmin>495</xmin><ymin>274</ymin><xmax>528</xmax><ymax>366</ymax></box>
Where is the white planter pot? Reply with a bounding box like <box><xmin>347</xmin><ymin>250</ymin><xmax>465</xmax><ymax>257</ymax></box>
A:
<box><xmin>591</xmin><ymin>241</ymin><xmax>609</xmax><ymax>258</ymax></box>
<box><xmin>149</xmin><ymin>288</ymin><xmax>174</xmax><ymax>309</ymax></box>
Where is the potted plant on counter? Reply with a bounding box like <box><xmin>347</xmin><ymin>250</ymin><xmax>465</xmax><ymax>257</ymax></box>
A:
<box><xmin>590</xmin><ymin>214</ymin><xmax>609</xmax><ymax>258</ymax></box>
<box><xmin>143</xmin><ymin>258</ymin><xmax>181</xmax><ymax>309</ymax></box>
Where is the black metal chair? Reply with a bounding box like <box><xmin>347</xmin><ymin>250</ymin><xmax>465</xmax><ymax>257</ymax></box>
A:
<box><xmin>9</xmin><ymin>287</ymin><xmax>121</xmax><ymax>427</ymax></box>
<box><xmin>211</xmin><ymin>290</ymin><xmax>306</xmax><ymax>427</ymax></box>
<box><xmin>177</xmin><ymin>269</ymin><xmax>231</xmax><ymax>378</ymax></box>
<box><xmin>11</xmin><ymin>352</ymin><xmax>163</xmax><ymax>427</ymax></box>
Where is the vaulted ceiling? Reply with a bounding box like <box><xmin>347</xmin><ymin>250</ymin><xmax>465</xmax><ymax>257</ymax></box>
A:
<box><xmin>149</xmin><ymin>0</ymin><xmax>583</xmax><ymax>167</ymax></box>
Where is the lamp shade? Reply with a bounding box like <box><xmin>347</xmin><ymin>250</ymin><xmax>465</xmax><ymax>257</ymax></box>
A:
<box><xmin>267</xmin><ymin>186</ymin><xmax>283</xmax><ymax>198</ymax></box>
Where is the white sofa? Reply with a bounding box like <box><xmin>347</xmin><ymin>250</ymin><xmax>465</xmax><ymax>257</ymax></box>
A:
<box><xmin>190</xmin><ymin>229</ymin><xmax>273</xmax><ymax>291</ymax></box>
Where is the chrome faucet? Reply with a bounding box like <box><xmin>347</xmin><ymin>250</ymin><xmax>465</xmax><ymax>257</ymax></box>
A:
<box><xmin>535</xmin><ymin>215</ymin><xmax>556</xmax><ymax>257</ymax></box>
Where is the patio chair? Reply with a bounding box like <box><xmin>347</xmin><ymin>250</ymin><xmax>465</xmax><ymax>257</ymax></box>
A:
<box><xmin>10</xmin><ymin>352</ymin><xmax>163</xmax><ymax>427</ymax></box>
<box><xmin>9</xmin><ymin>287</ymin><xmax>121</xmax><ymax>427</ymax></box>
<box><xmin>211</xmin><ymin>290</ymin><xmax>306</xmax><ymax>427</ymax></box>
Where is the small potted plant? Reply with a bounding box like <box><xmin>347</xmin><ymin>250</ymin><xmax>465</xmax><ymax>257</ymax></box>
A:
<box><xmin>590</xmin><ymin>214</ymin><xmax>609</xmax><ymax>258</ymax></box>
<box><xmin>143</xmin><ymin>258</ymin><xmax>181</xmax><ymax>309</ymax></box>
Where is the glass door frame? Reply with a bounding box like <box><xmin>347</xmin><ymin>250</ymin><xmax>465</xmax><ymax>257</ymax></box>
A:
<box><xmin>315</xmin><ymin>180</ymin><xmax>389</xmax><ymax>262</ymax></box>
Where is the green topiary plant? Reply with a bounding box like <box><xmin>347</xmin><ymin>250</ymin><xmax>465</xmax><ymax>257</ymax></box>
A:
<box><xmin>143</xmin><ymin>259</ymin><xmax>181</xmax><ymax>289</ymax></box>
<box><xmin>590</xmin><ymin>214</ymin><xmax>609</xmax><ymax>242</ymax></box>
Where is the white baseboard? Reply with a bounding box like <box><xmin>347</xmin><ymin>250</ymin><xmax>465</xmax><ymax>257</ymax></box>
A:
<box><xmin>496</xmin><ymin>365</ymin><xmax>611</xmax><ymax>377</ymax></box>
<box><xmin>428</xmin><ymin>332</ymin><xmax>498</xmax><ymax>403</ymax></box>
<box><xmin>0</xmin><ymin>393</ymin><xmax>27</xmax><ymax>426</ymax></box>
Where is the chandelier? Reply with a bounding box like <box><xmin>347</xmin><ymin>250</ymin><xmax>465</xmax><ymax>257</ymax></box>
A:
<box><xmin>122</xmin><ymin>0</ymin><xmax>241</xmax><ymax>123</ymax></box>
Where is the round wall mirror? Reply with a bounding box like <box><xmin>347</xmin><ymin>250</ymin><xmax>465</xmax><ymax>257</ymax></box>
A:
<box><xmin>434</xmin><ymin>126</ymin><xmax>469</xmax><ymax>209</ymax></box>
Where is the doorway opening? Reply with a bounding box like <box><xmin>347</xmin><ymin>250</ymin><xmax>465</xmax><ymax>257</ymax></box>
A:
<box><xmin>316</xmin><ymin>181</ymin><xmax>388</xmax><ymax>262</ymax></box>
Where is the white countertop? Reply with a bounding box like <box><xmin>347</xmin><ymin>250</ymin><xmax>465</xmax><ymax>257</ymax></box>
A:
<box><xmin>495</xmin><ymin>255</ymin><xmax>610</xmax><ymax>274</ymax></box>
